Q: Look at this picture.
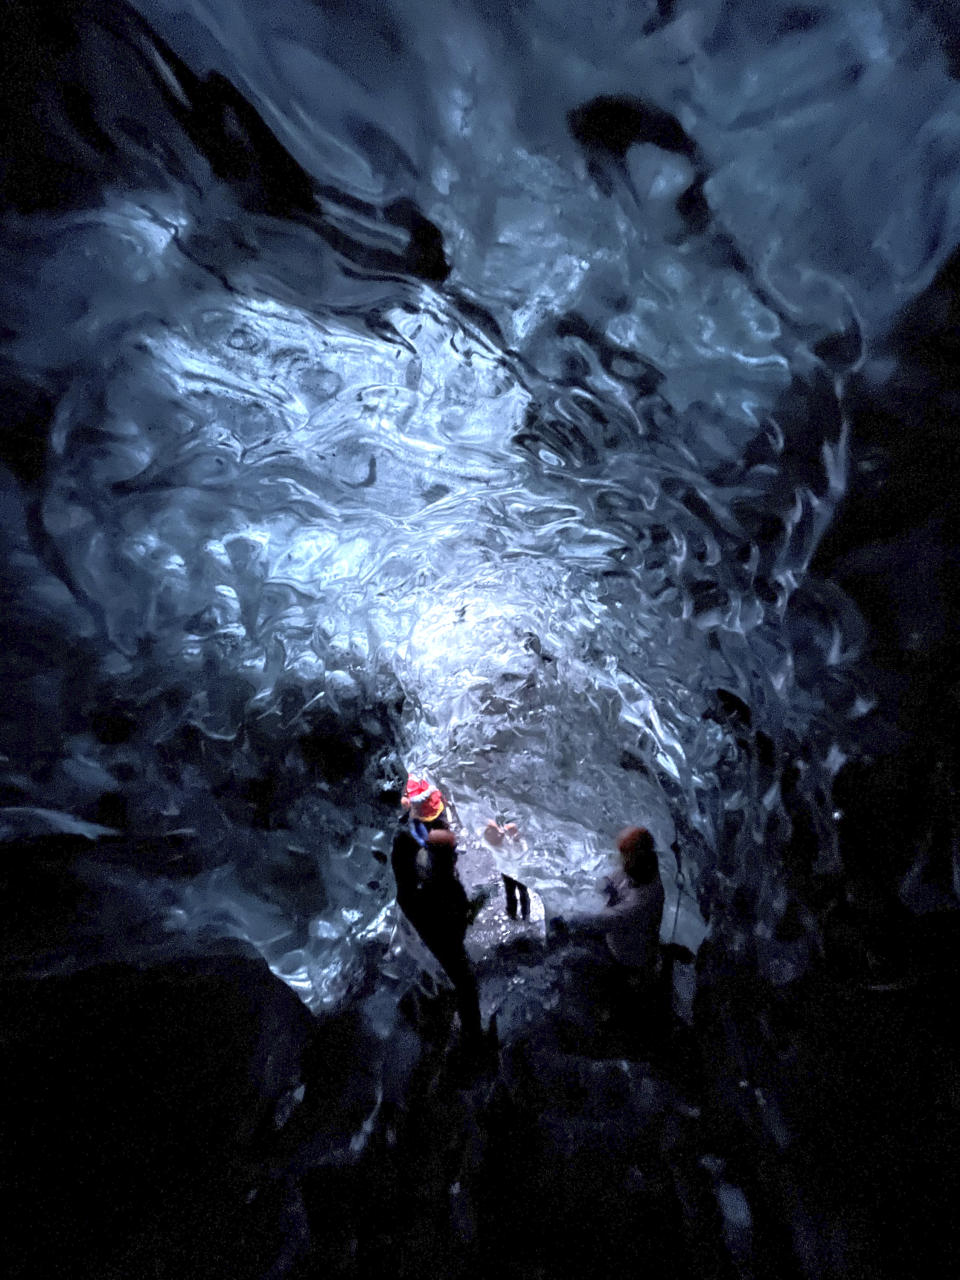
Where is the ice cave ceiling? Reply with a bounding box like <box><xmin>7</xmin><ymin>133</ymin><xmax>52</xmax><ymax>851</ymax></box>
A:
<box><xmin>2</xmin><ymin>0</ymin><xmax>959</xmax><ymax>1009</ymax></box>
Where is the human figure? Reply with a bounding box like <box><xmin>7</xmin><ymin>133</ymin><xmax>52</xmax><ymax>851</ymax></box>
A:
<box><xmin>392</xmin><ymin>779</ymin><xmax>483</xmax><ymax>1043</ymax></box>
<box><xmin>559</xmin><ymin>826</ymin><xmax>667</xmax><ymax>1048</ymax></box>
<box><xmin>483</xmin><ymin>817</ymin><xmax>531</xmax><ymax>921</ymax></box>
<box><xmin>570</xmin><ymin>826</ymin><xmax>665</xmax><ymax>984</ymax></box>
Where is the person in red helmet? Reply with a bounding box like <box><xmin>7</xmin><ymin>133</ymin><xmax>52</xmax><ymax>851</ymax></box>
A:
<box><xmin>392</xmin><ymin>777</ymin><xmax>482</xmax><ymax>1044</ymax></box>
<box><xmin>401</xmin><ymin>777</ymin><xmax>448</xmax><ymax>825</ymax></box>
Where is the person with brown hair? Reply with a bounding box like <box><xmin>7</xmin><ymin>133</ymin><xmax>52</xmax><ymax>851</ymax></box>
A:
<box><xmin>583</xmin><ymin>826</ymin><xmax>665</xmax><ymax>975</ymax></box>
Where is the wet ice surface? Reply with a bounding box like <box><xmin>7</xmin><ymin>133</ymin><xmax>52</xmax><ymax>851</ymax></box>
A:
<box><xmin>465</xmin><ymin>879</ymin><xmax>546</xmax><ymax>963</ymax></box>
<box><xmin>2</xmin><ymin>0</ymin><xmax>959</xmax><ymax>1009</ymax></box>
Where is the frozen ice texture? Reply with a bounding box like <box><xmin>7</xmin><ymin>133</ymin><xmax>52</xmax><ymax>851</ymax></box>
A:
<box><xmin>2</xmin><ymin>0</ymin><xmax>958</xmax><ymax>1004</ymax></box>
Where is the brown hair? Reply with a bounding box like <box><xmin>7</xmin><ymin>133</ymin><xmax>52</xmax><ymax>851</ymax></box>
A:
<box><xmin>426</xmin><ymin>828</ymin><xmax>457</xmax><ymax>850</ymax></box>
<box><xmin>616</xmin><ymin>826</ymin><xmax>658</xmax><ymax>885</ymax></box>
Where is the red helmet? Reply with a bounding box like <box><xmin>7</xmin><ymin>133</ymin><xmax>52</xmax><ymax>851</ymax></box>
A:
<box><xmin>415</xmin><ymin>788</ymin><xmax>445</xmax><ymax>822</ymax></box>
<box><xmin>404</xmin><ymin>777</ymin><xmax>431</xmax><ymax>804</ymax></box>
<box><xmin>404</xmin><ymin>776</ymin><xmax>445</xmax><ymax>821</ymax></box>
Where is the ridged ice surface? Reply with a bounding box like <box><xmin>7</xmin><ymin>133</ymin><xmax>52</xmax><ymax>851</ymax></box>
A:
<box><xmin>2</xmin><ymin>0</ymin><xmax>958</xmax><ymax>1004</ymax></box>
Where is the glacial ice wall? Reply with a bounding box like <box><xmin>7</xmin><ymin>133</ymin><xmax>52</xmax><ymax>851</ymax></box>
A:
<box><xmin>2</xmin><ymin>0</ymin><xmax>958</xmax><ymax>1005</ymax></box>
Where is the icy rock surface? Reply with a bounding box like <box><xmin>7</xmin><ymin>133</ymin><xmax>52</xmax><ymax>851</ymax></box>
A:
<box><xmin>2</xmin><ymin>0</ymin><xmax>960</xmax><ymax>1005</ymax></box>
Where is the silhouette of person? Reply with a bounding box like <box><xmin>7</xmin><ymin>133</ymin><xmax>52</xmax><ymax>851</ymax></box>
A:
<box><xmin>391</xmin><ymin>779</ymin><xmax>482</xmax><ymax>1042</ymax></box>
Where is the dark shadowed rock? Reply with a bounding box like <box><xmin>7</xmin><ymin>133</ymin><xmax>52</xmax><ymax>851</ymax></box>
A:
<box><xmin>1</xmin><ymin>956</ymin><xmax>317</xmax><ymax>1279</ymax></box>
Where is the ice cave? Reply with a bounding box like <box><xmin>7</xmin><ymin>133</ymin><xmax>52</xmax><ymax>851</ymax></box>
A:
<box><xmin>2</xmin><ymin>0</ymin><xmax>958</xmax><ymax>1276</ymax></box>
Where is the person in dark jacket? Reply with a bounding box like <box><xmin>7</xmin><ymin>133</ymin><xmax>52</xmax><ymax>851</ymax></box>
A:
<box><xmin>391</xmin><ymin>779</ymin><xmax>482</xmax><ymax>1043</ymax></box>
